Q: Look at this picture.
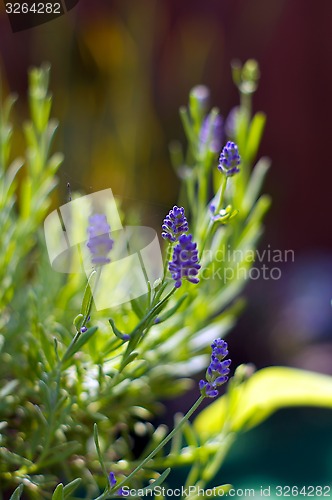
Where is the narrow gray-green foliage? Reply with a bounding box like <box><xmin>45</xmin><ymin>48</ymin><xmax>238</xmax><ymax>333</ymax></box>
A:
<box><xmin>0</xmin><ymin>61</ymin><xmax>269</xmax><ymax>499</ymax></box>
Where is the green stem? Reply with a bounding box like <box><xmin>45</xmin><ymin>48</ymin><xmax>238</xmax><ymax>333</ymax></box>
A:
<box><xmin>82</xmin><ymin>266</ymin><xmax>101</xmax><ymax>327</ymax></box>
<box><xmin>106</xmin><ymin>287</ymin><xmax>177</xmax><ymax>392</ymax></box>
<box><xmin>199</xmin><ymin>219</ymin><xmax>214</xmax><ymax>255</ymax></box>
<box><xmin>162</xmin><ymin>242</ymin><xmax>172</xmax><ymax>281</ymax></box>
<box><xmin>130</xmin><ymin>286</ymin><xmax>176</xmax><ymax>339</ymax></box>
<box><xmin>200</xmin><ymin>174</ymin><xmax>228</xmax><ymax>253</ymax></box>
<box><xmin>240</xmin><ymin>91</ymin><xmax>252</xmax><ymax>119</ymax></box>
<box><xmin>120</xmin><ymin>287</ymin><xmax>176</xmax><ymax>366</ymax></box>
<box><xmin>197</xmin><ymin>162</ymin><xmax>208</xmax><ymax>216</ymax></box>
<box><xmin>216</xmin><ymin>175</ymin><xmax>227</xmax><ymax>213</ymax></box>
<box><xmin>109</xmin><ymin>395</ymin><xmax>205</xmax><ymax>496</ymax></box>
<box><xmin>64</xmin><ymin>267</ymin><xmax>101</xmax><ymax>362</ymax></box>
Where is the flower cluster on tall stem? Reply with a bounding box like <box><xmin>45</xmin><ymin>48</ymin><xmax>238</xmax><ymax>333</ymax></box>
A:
<box><xmin>161</xmin><ymin>206</ymin><xmax>201</xmax><ymax>288</ymax></box>
<box><xmin>199</xmin><ymin>339</ymin><xmax>231</xmax><ymax>398</ymax></box>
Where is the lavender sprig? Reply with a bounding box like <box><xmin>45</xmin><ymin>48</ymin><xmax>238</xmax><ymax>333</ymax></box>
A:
<box><xmin>199</xmin><ymin>338</ymin><xmax>231</xmax><ymax>398</ymax></box>
<box><xmin>162</xmin><ymin>206</ymin><xmax>189</xmax><ymax>242</ymax></box>
<box><xmin>168</xmin><ymin>234</ymin><xmax>200</xmax><ymax>288</ymax></box>
<box><xmin>218</xmin><ymin>141</ymin><xmax>241</xmax><ymax>177</ymax></box>
<box><xmin>106</xmin><ymin>339</ymin><xmax>231</xmax><ymax>497</ymax></box>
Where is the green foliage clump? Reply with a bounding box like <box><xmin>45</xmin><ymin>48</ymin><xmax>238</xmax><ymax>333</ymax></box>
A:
<box><xmin>0</xmin><ymin>61</ymin><xmax>331</xmax><ymax>500</ymax></box>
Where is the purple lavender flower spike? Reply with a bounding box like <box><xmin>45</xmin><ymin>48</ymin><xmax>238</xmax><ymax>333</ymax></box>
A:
<box><xmin>199</xmin><ymin>338</ymin><xmax>231</xmax><ymax>398</ymax></box>
<box><xmin>87</xmin><ymin>214</ymin><xmax>114</xmax><ymax>266</ymax></box>
<box><xmin>200</xmin><ymin>114</ymin><xmax>224</xmax><ymax>153</ymax></box>
<box><xmin>218</xmin><ymin>141</ymin><xmax>241</xmax><ymax>177</ymax></box>
<box><xmin>225</xmin><ymin>106</ymin><xmax>239</xmax><ymax>139</ymax></box>
<box><xmin>162</xmin><ymin>206</ymin><xmax>189</xmax><ymax>243</ymax></box>
<box><xmin>168</xmin><ymin>234</ymin><xmax>201</xmax><ymax>288</ymax></box>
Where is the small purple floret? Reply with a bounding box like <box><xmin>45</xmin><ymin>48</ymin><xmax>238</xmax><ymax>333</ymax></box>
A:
<box><xmin>209</xmin><ymin>202</ymin><xmax>216</xmax><ymax>215</ymax></box>
<box><xmin>168</xmin><ymin>234</ymin><xmax>200</xmax><ymax>288</ymax></box>
<box><xmin>109</xmin><ymin>472</ymin><xmax>117</xmax><ymax>487</ymax></box>
<box><xmin>162</xmin><ymin>206</ymin><xmax>189</xmax><ymax>243</ymax></box>
<box><xmin>109</xmin><ymin>471</ymin><xmax>125</xmax><ymax>496</ymax></box>
<box><xmin>87</xmin><ymin>214</ymin><xmax>114</xmax><ymax>266</ymax></box>
<box><xmin>218</xmin><ymin>141</ymin><xmax>241</xmax><ymax>176</ymax></box>
<box><xmin>199</xmin><ymin>338</ymin><xmax>231</xmax><ymax>398</ymax></box>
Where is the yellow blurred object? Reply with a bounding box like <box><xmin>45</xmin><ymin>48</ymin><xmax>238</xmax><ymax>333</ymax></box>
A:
<box><xmin>194</xmin><ymin>367</ymin><xmax>332</xmax><ymax>439</ymax></box>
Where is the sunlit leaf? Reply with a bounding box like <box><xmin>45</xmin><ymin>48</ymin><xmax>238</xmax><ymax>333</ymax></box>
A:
<box><xmin>52</xmin><ymin>483</ymin><xmax>64</xmax><ymax>500</ymax></box>
<box><xmin>245</xmin><ymin>112</ymin><xmax>266</xmax><ymax>164</ymax></box>
<box><xmin>243</xmin><ymin>157</ymin><xmax>271</xmax><ymax>213</ymax></box>
<box><xmin>194</xmin><ymin>367</ymin><xmax>332</xmax><ymax>439</ymax></box>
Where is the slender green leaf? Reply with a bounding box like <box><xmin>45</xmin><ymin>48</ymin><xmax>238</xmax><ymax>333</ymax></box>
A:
<box><xmin>73</xmin><ymin>314</ymin><xmax>84</xmax><ymax>332</ymax></box>
<box><xmin>109</xmin><ymin>318</ymin><xmax>128</xmax><ymax>340</ymax></box>
<box><xmin>63</xmin><ymin>478</ymin><xmax>82</xmax><ymax>498</ymax></box>
<box><xmin>4</xmin><ymin>159</ymin><xmax>24</xmax><ymax>194</ymax></box>
<box><xmin>243</xmin><ymin>157</ymin><xmax>271</xmax><ymax>213</ymax></box>
<box><xmin>93</xmin><ymin>424</ymin><xmax>109</xmax><ymax>483</ymax></box>
<box><xmin>38</xmin><ymin>323</ymin><xmax>55</xmax><ymax>368</ymax></box>
<box><xmin>235</xmin><ymin>108</ymin><xmax>250</xmax><ymax>159</ymax></box>
<box><xmin>138</xmin><ymin>468</ymin><xmax>171</xmax><ymax>495</ymax></box>
<box><xmin>52</xmin><ymin>483</ymin><xmax>64</xmax><ymax>500</ymax></box>
<box><xmin>245</xmin><ymin>112</ymin><xmax>266</xmax><ymax>164</ymax></box>
<box><xmin>119</xmin><ymin>351</ymin><xmax>138</xmax><ymax>371</ymax></box>
<box><xmin>62</xmin><ymin>326</ymin><xmax>98</xmax><ymax>363</ymax></box>
<box><xmin>156</xmin><ymin>294</ymin><xmax>188</xmax><ymax>323</ymax></box>
<box><xmin>9</xmin><ymin>484</ymin><xmax>24</xmax><ymax>500</ymax></box>
<box><xmin>179</xmin><ymin>106</ymin><xmax>195</xmax><ymax>146</ymax></box>
<box><xmin>80</xmin><ymin>270</ymin><xmax>96</xmax><ymax>319</ymax></box>
<box><xmin>0</xmin><ymin>379</ymin><xmax>18</xmax><ymax>398</ymax></box>
<box><xmin>0</xmin><ymin>447</ymin><xmax>33</xmax><ymax>467</ymax></box>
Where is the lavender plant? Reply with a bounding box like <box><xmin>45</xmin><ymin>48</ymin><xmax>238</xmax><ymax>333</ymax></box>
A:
<box><xmin>1</xmin><ymin>60</ymin><xmax>332</xmax><ymax>500</ymax></box>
